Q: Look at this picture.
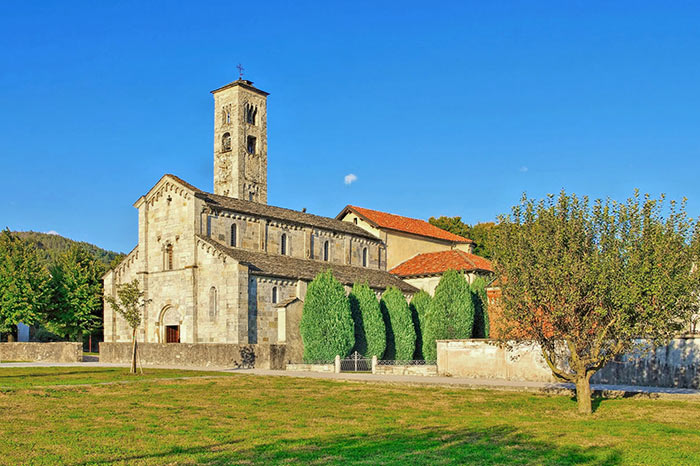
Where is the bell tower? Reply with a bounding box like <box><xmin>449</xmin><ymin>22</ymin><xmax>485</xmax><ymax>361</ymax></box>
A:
<box><xmin>211</xmin><ymin>77</ymin><xmax>269</xmax><ymax>203</ymax></box>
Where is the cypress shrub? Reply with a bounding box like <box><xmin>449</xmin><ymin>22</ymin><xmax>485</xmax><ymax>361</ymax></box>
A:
<box><xmin>349</xmin><ymin>283</ymin><xmax>386</xmax><ymax>358</ymax></box>
<box><xmin>470</xmin><ymin>275</ymin><xmax>490</xmax><ymax>338</ymax></box>
<box><xmin>410</xmin><ymin>290</ymin><xmax>432</xmax><ymax>360</ymax></box>
<box><xmin>299</xmin><ymin>270</ymin><xmax>354</xmax><ymax>362</ymax></box>
<box><xmin>380</xmin><ymin>286</ymin><xmax>415</xmax><ymax>360</ymax></box>
<box><xmin>423</xmin><ymin>269</ymin><xmax>474</xmax><ymax>360</ymax></box>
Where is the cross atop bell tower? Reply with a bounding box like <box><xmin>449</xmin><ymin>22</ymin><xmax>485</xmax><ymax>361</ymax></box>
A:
<box><xmin>211</xmin><ymin>76</ymin><xmax>269</xmax><ymax>203</ymax></box>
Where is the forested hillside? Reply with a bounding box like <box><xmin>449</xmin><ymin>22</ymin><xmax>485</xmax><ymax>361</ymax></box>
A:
<box><xmin>13</xmin><ymin>231</ymin><xmax>125</xmax><ymax>269</ymax></box>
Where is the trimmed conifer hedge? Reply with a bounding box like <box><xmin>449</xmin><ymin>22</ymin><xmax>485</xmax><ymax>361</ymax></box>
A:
<box><xmin>409</xmin><ymin>290</ymin><xmax>432</xmax><ymax>360</ymax></box>
<box><xmin>470</xmin><ymin>275</ymin><xmax>490</xmax><ymax>338</ymax></box>
<box><xmin>299</xmin><ymin>270</ymin><xmax>354</xmax><ymax>362</ymax></box>
<box><xmin>422</xmin><ymin>269</ymin><xmax>474</xmax><ymax>361</ymax></box>
<box><xmin>380</xmin><ymin>286</ymin><xmax>416</xmax><ymax>360</ymax></box>
<box><xmin>349</xmin><ymin>282</ymin><xmax>386</xmax><ymax>358</ymax></box>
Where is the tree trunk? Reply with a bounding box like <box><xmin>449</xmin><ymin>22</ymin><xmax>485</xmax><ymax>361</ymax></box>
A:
<box><xmin>131</xmin><ymin>328</ymin><xmax>137</xmax><ymax>374</ymax></box>
<box><xmin>575</xmin><ymin>373</ymin><xmax>593</xmax><ymax>415</ymax></box>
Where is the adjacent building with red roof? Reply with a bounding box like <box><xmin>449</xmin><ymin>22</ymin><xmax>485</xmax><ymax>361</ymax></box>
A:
<box><xmin>336</xmin><ymin>205</ymin><xmax>476</xmax><ymax>271</ymax></box>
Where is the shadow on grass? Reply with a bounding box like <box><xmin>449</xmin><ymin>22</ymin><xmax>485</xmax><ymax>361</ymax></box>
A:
<box><xmin>70</xmin><ymin>425</ymin><xmax>622</xmax><ymax>465</ymax></box>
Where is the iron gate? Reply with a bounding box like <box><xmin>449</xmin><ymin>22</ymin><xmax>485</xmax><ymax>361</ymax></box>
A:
<box><xmin>340</xmin><ymin>351</ymin><xmax>371</xmax><ymax>372</ymax></box>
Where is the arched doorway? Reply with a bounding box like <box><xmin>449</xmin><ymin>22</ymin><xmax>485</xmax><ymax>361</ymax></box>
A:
<box><xmin>159</xmin><ymin>306</ymin><xmax>182</xmax><ymax>343</ymax></box>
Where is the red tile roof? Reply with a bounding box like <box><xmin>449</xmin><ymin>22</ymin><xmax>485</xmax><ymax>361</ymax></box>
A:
<box><xmin>338</xmin><ymin>205</ymin><xmax>473</xmax><ymax>244</ymax></box>
<box><xmin>390</xmin><ymin>249</ymin><xmax>493</xmax><ymax>277</ymax></box>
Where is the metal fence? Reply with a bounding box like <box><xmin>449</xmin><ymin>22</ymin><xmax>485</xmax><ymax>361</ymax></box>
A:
<box><xmin>377</xmin><ymin>359</ymin><xmax>436</xmax><ymax>366</ymax></box>
<box><xmin>340</xmin><ymin>351</ymin><xmax>372</xmax><ymax>372</ymax></box>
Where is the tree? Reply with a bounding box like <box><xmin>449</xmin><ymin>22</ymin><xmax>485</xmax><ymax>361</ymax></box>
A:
<box><xmin>0</xmin><ymin>229</ymin><xmax>49</xmax><ymax>341</ymax></box>
<box><xmin>492</xmin><ymin>191</ymin><xmax>700</xmax><ymax>414</ymax></box>
<box><xmin>349</xmin><ymin>283</ymin><xmax>386</xmax><ymax>358</ymax></box>
<box><xmin>423</xmin><ymin>269</ymin><xmax>474</xmax><ymax>361</ymax></box>
<box><xmin>299</xmin><ymin>270</ymin><xmax>354</xmax><ymax>362</ymax></box>
<box><xmin>380</xmin><ymin>287</ymin><xmax>415</xmax><ymax>360</ymax></box>
<box><xmin>428</xmin><ymin>217</ymin><xmax>498</xmax><ymax>258</ymax></box>
<box><xmin>104</xmin><ymin>279</ymin><xmax>149</xmax><ymax>373</ymax></box>
<box><xmin>409</xmin><ymin>291</ymin><xmax>431</xmax><ymax>360</ymax></box>
<box><xmin>48</xmin><ymin>246</ymin><xmax>105</xmax><ymax>342</ymax></box>
<box><xmin>470</xmin><ymin>276</ymin><xmax>490</xmax><ymax>338</ymax></box>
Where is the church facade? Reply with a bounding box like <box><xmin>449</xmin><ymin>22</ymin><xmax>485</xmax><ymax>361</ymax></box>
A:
<box><xmin>103</xmin><ymin>78</ymin><xmax>417</xmax><ymax>349</ymax></box>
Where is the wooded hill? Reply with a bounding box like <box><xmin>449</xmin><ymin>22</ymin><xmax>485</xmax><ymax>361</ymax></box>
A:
<box><xmin>12</xmin><ymin>231</ymin><xmax>125</xmax><ymax>269</ymax></box>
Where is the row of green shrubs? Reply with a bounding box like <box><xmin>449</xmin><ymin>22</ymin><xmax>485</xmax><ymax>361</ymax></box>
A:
<box><xmin>299</xmin><ymin>269</ymin><xmax>489</xmax><ymax>362</ymax></box>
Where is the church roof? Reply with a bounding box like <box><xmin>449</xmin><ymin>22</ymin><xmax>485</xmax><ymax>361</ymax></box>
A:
<box><xmin>336</xmin><ymin>205</ymin><xmax>473</xmax><ymax>244</ymax></box>
<box><xmin>162</xmin><ymin>175</ymin><xmax>379</xmax><ymax>241</ymax></box>
<box><xmin>389</xmin><ymin>249</ymin><xmax>493</xmax><ymax>278</ymax></box>
<box><xmin>197</xmin><ymin>235</ymin><xmax>418</xmax><ymax>293</ymax></box>
<box><xmin>210</xmin><ymin>79</ymin><xmax>270</xmax><ymax>96</ymax></box>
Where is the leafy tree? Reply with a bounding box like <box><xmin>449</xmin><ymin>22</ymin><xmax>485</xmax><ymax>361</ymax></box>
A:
<box><xmin>470</xmin><ymin>276</ymin><xmax>490</xmax><ymax>338</ymax></box>
<box><xmin>428</xmin><ymin>217</ymin><xmax>498</xmax><ymax>258</ymax></box>
<box><xmin>380</xmin><ymin>287</ymin><xmax>415</xmax><ymax>360</ymax></box>
<box><xmin>409</xmin><ymin>291</ymin><xmax>431</xmax><ymax>360</ymax></box>
<box><xmin>423</xmin><ymin>270</ymin><xmax>474</xmax><ymax>361</ymax></box>
<box><xmin>104</xmin><ymin>279</ymin><xmax>150</xmax><ymax>373</ymax></box>
<box><xmin>492</xmin><ymin>191</ymin><xmax>700</xmax><ymax>414</ymax></box>
<box><xmin>300</xmin><ymin>270</ymin><xmax>354</xmax><ymax>362</ymax></box>
<box><xmin>48</xmin><ymin>246</ymin><xmax>106</xmax><ymax>342</ymax></box>
<box><xmin>0</xmin><ymin>229</ymin><xmax>49</xmax><ymax>341</ymax></box>
<box><xmin>349</xmin><ymin>283</ymin><xmax>386</xmax><ymax>358</ymax></box>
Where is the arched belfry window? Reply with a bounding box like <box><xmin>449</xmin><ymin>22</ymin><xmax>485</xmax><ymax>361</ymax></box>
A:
<box><xmin>209</xmin><ymin>287</ymin><xmax>217</xmax><ymax>319</ymax></box>
<box><xmin>323</xmin><ymin>241</ymin><xmax>330</xmax><ymax>262</ymax></box>
<box><xmin>165</xmin><ymin>244</ymin><xmax>174</xmax><ymax>270</ymax></box>
<box><xmin>245</xmin><ymin>103</ymin><xmax>257</xmax><ymax>125</ymax></box>
<box><xmin>222</xmin><ymin>132</ymin><xmax>232</xmax><ymax>152</ymax></box>
<box><xmin>280</xmin><ymin>233</ymin><xmax>287</xmax><ymax>255</ymax></box>
<box><xmin>362</xmin><ymin>247</ymin><xmax>368</xmax><ymax>267</ymax></box>
<box><xmin>272</xmin><ymin>286</ymin><xmax>278</xmax><ymax>304</ymax></box>
<box><xmin>231</xmin><ymin>224</ymin><xmax>237</xmax><ymax>247</ymax></box>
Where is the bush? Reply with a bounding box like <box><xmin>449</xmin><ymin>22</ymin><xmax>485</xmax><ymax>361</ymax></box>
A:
<box><xmin>409</xmin><ymin>291</ymin><xmax>432</xmax><ymax>360</ymax></box>
<box><xmin>349</xmin><ymin>283</ymin><xmax>386</xmax><ymax>358</ymax></box>
<box><xmin>299</xmin><ymin>270</ymin><xmax>354</xmax><ymax>362</ymax></box>
<box><xmin>423</xmin><ymin>269</ymin><xmax>474</xmax><ymax>360</ymax></box>
<box><xmin>470</xmin><ymin>275</ymin><xmax>490</xmax><ymax>338</ymax></box>
<box><xmin>380</xmin><ymin>287</ymin><xmax>415</xmax><ymax>360</ymax></box>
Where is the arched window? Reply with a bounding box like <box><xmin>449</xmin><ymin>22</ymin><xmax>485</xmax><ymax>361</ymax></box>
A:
<box><xmin>362</xmin><ymin>247</ymin><xmax>368</xmax><ymax>267</ymax></box>
<box><xmin>209</xmin><ymin>287</ymin><xmax>217</xmax><ymax>319</ymax></box>
<box><xmin>323</xmin><ymin>240</ymin><xmax>329</xmax><ymax>262</ymax></box>
<box><xmin>272</xmin><ymin>286</ymin><xmax>278</xmax><ymax>304</ymax></box>
<box><xmin>222</xmin><ymin>132</ymin><xmax>232</xmax><ymax>152</ymax></box>
<box><xmin>226</xmin><ymin>111</ymin><xmax>231</xmax><ymax>123</ymax></box>
<box><xmin>378</xmin><ymin>248</ymin><xmax>382</xmax><ymax>269</ymax></box>
<box><xmin>280</xmin><ymin>233</ymin><xmax>287</xmax><ymax>255</ymax></box>
<box><xmin>245</xmin><ymin>103</ymin><xmax>257</xmax><ymax>125</ymax></box>
<box><xmin>231</xmin><ymin>224</ymin><xmax>237</xmax><ymax>247</ymax></box>
<box><xmin>165</xmin><ymin>244</ymin><xmax>173</xmax><ymax>270</ymax></box>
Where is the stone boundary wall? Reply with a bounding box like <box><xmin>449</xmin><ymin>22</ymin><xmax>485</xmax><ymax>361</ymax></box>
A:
<box><xmin>437</xmin><ymin>338</ymin><xmax>700</xmax><ymax>389</ymax></box>
<box><xmin>99</xmin><ymin>343</ymin><xmax>286</xmax><ymax>370</ymax></box>
<box><xmin>374</xmin><ymin>364</ymin><xmax>438</xmax><ymax>377</ymax></box>
<box><xmin>286</xmin><ymin>363</ymin><xmax>334</xmax><ymax>373</ymax></box>
<box><xmin>0</xmin><ymin>342</ymin><xmax>82</xmax><ymax>363</ymax></box>
<box><xmin>437</xmin><ymin>340</ymin><xmax>556</xmax><ymax>382</ymax></box>
<box><xmin>592</xmin><ymin>337</ymin><xmax>699</xmax><ymax>388</ymax></box>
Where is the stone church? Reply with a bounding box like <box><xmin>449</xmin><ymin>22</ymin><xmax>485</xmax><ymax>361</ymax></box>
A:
<box><xmin>102</xmin><ymin>78</ymin><xmax>419</xmax><ymax>353</ymax></box>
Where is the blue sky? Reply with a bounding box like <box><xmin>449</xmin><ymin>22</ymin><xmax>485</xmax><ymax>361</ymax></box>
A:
<box><xmin>2</xmin><ymin>1</ymin><xmax>700</xmax><ymax>253</ymax></box>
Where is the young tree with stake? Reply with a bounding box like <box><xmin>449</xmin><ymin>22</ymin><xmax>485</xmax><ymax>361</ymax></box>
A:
<box><xmin>492</xmin><ymin>191</ymin><xmax>700</xmax><ymax>414</ymax></box>
<box><xmin>104</xmin><ymin>279</ymin><xmax>150</xmax><ymax>373</ymax></box>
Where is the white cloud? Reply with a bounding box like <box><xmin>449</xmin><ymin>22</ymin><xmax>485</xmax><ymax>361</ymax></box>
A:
<box><xmin>344</xmin><ymin>173</ymin><xmax>358</xmax><ymax>185</ymax></box>
<box><xmin>519</xmin><ymin>166</ymin><xmax>529</xmax><ymax>173</ymax></box>
<box><xmin>46</xmin><ymin>230</ymin><xmax>60</xmax><ymax>235</ymax></box>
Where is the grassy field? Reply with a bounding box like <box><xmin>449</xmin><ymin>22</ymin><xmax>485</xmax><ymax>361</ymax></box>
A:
<box><xmin>0</xmin><ymin>368</ymin><xmax>699</xmax><ymax>465</ymax></box>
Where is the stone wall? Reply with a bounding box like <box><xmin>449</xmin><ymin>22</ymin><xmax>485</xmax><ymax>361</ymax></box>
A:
<box><xmin>99</xmin><ymin>342</ymin><xmax>286</xmax><ymax>369</ymax></box>
<box><xmin>437</xmin><ymin>340</ymin><xmax>556</xmax><ymax>382</ymax></box>
<box><xmin>0</xmin><ymin>342</ymin><xmax>82</xmax><ymax>363</ymax></box>
<box><xmin>592</xmin><ymin>337</ymin><xmax>700</xmax><ymax>388</ymax></box>
<box><xmin>437</xmin><ymin>338</ymin><xmax>700</xmax><ymax>388</ymax></box>
<box><xmin>374</xmin><ymin>364</ymin><xmax>438</xmax><ymax>376</ymax></box>
<box><xmin>286</xmin><ymin>363</ymin><xmax>334</xmax><ymax>372</ymax></box>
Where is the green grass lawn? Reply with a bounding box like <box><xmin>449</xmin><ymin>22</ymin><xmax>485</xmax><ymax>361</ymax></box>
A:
<box><xmin>0</xmin><ymin>368</ymin><xmax>699</xmax><ymax>465</ymax></box>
